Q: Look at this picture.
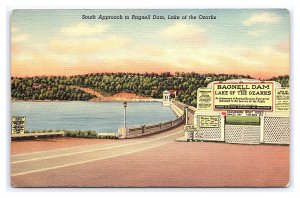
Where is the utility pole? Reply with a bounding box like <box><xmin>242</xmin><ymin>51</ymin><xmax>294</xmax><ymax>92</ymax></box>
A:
<box><xmin>185</xmin><ymin>105</ymin><xmax>189</xmax><ymax>125</ymax></box>
<box><xmin>123</xmin><ymin>101</ymin><xmax>127</xmax><ymax>128</ymax></box>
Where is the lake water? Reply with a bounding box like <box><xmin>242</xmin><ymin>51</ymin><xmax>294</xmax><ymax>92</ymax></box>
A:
<box><xmin>11</xmin><ymin>101</ymin><xmax>176</xmax><ymax>132</ymax></box>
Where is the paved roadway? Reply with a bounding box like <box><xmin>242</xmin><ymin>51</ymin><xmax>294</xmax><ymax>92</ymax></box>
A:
<box><xmin>11</xmin><ymin>111</ymin><xmax>193</xmax><ymax>178</ymax></box>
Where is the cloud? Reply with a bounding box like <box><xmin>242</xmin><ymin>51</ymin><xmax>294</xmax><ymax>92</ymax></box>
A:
<box><xmin>11</xmin><ymin>27</ymin><xmax>18</xmax><ymax>33</ymax></box>
<box><xmin>50</xmin><ymin>22</ymin><xmax>130</xmax><ymax>53</ymax></box>
<box><xmin>141</xmin><ymin>47</ymin><xmax>166</xmax><ymax>57</ymax></box>
<box><xmin>157</xmin><ymin>46</ymin><xmax>289</xmax><ymax>79</ymax></box>
<box><xmin>60</xmin><ymin>23</ymin><xmax>109</xmax><ymax>36</ymax></box>
<box><xmin>247</xmin><ymin>30</ymin><xmax>267</xmax><ymax>37</ymax></box>
<box><xmin>11</xmin><ymin>49</ymin><xmax>62</xmax><ymax>77</ymax></box>
<box><xmin>11</xmin><ymin>44</ymin><xmax>289</xmax><ymax>79</ymax></box>
<box><xmin>243</xmin><ymin>12</ymin><xmax>281</xmax><ymax>26</ymax></box>
<box><xmin>11</xmin><ymin>34</ymin><xmax>29</xmax><ymax>43</ymax></box>
<box><xmin>11</xmin><ymin>26</ymin><xmax>29</xmax><ymax>43</ymax></box>
<box><xmin>237</xmin><ymin>47</ymin><xmax>289</xmax><ymax>78</ymax></box>
<box><xmin>276</xmin><ymin>41</ymin><xmax>289</xmax><ymax>52</ymax></box>
<box><xmin>50</xmin><ymin>36</ymin><xmax>130</xmax><ymax>53</ymax></box>
<box><xmin>160</xmin><ymin>22</ymin><xmax>206</xmax><ymax>43</ymax></box>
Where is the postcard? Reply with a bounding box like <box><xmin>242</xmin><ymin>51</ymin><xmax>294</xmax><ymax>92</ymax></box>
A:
<box><xmin>10</xmin><ymin>9</ymin><xmax>290</xmax><ymax>187</ymax></box>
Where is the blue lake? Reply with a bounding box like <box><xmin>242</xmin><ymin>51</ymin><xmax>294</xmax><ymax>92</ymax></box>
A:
<box><xmin>11</xmin><ymin>101</ymin><xmax>176</xmax><ymax>132</ymax></box>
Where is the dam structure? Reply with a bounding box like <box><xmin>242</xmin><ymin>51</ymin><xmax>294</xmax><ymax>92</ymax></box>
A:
<box><xmin>117</xmin><ymin>97</ymin><xmax>192</xmax><ymax>139</ymax></box>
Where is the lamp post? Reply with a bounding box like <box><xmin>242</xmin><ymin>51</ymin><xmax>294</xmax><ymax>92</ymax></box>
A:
<box><xmin>185</xmin><ymin>105</ymin><xmax>189</xmax><ymax>125</ymax></box>
<box><xmin>123</xmin><ymin>101</ymin><xmax>127</xmax><ymax>128</ymax></box>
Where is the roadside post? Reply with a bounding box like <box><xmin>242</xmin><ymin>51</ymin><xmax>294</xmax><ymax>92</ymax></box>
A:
<box><xmin>118</xmin><ymin>101</ymin><xmax>128</xmax><ymax>138</ymax></box>
<box><xmin>185</xmin><ymin>105</ymin><xmax>189</xmax><ymax>125</ymax></box>
<box><xmin>123</xmin><ymin>101</ymin><xmax>127</xmax><ymax>128</ymax></box>
<box><xmin>184</xmin><ymin>125</ymin><xmax>195</xmax><ymax>141</ymax></box>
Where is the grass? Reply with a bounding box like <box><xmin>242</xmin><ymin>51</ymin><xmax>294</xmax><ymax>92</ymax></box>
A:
<box><xmin>24</xmin><ymin>130</ymin><xmax>118</xmax><ymax>139</ymax></box>
<box><xmin>64</xmin><ymin>130</ymin><xmax>98</xmax><ymax>138</ymax></box>
<box><xmin>225</xmin><ymin>115</ymin><xmax>260</xmax><ymax>126</ymax></box>
<box><xmin>65</xmin><ymin>130</ymin><xmax>117</xmax><ymax>139</ymax></box>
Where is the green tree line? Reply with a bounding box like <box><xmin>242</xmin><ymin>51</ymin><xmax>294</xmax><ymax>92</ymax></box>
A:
<box><xmin>11</xmin><ymin>72</ymin><xmax>289</xmax><ymax>107</ymax></box>
<box><xmin>267</xmin><ymin>75</ymin><xmax>289</xmax><ymax>88</ymax></box>
<box><xmin>11</xmin><ymin>77</ymin><xmax>95</xmax><ymax>101</ymax></box>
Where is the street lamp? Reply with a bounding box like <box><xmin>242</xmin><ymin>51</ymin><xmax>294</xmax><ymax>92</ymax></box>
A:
<box><xmin>185</xmin><ymin>105</ymin><xmax>189</xmax><ymax>125</ymax></box>
<box><xmin>123</xmin><ymin>101</ymin><xmax>127</xmax><ymax>128</ymax></box>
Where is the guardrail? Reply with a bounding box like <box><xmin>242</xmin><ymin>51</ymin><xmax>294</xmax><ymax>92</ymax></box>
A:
<box><xmin>104</xmin><ymin>99</ymin><xmax>163</xmax><ymax>102</ymax></box>
<box><xmin>126</xmin><ymin>114</ymin><xmax>185</xmax><ymax>138</ymax></box>
<box><xmin>125</xmin><ymin>100</ymin><xmax>194</xmax><ymax>138</ymax></box>
<box><xmin>171</xmin><ymin>100</ymin><xmax>197</xmax><ymax>113</ymax></box>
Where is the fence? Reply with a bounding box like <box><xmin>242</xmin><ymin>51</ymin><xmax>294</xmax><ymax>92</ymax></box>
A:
<box><xmin>263</xmin><ymin>117</ymin><xmax>290</xmax><ymax>144</ymax></box>
<box><xmin>189</xmin><ymin>114</ymin><xmax>290</xmax><ymax>145</ymax></box>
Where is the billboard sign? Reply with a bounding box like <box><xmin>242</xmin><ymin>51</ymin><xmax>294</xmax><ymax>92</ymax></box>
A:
<box><xmin>213</xmin><ymin>82</ymin><xmax>274</xmax><ymax>111</ymax></box>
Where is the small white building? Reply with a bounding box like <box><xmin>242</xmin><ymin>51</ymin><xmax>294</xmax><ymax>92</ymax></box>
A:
<box><xmin>162</xmin><ymin>90</ymin><xmax>171</xmax><ymax>106</ymax></box>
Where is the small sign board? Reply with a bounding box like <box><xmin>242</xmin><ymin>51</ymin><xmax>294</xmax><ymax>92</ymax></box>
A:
<box><xmin>275</xmin><ymin>88</ymin><xmax>289</xmax><ymax>112</ymax></box>
<box><xmin>11</xmin><ymin>116</ymin><xmax>26</xmax><ymax>134</ymax></box>
<box><xmin>197</xmin><ymin>88</ymin><xmax>212</xmax><ymax>110</ymax></box>
<box><xmin>184</xmin><ymin>125</ymin><xmax>196</xmax><ymax>132</ymax></box>
<box><xmin>199</xmin><ymin>116</ymin><xmax>219</xmax><ymax>128</ymax></box>
<box><xmin>227</xmin><ymin>110</ymin><xmax>263</xmax><ymax>116</ymax></box>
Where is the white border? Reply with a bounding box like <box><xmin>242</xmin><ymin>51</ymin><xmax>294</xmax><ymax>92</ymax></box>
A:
<box><xmin>1</xmin><ymin>0</ymin><xmax>298</xmax><ymax>197</ymax></box>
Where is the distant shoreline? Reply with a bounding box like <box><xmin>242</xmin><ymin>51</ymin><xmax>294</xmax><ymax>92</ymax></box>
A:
<box><xmin>11</xmin><ymin>87</ymin><xmax>161</xmax><ymax>103</ymax></box>
<box><xmin>11</xmin><ymin>99</ymin><xmax>67</xmax><ymax>103</ymax></box>
<box><xmin>11</xmin><ymin>99</ymin><xmax>162</xmax><ymax>103</ymax></box>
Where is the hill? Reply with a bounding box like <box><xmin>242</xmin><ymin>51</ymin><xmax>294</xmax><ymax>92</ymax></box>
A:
<box><xmin>11</xmin><ymin>72</ymin><xmax>289</xmax><ymax>107</ymax></box>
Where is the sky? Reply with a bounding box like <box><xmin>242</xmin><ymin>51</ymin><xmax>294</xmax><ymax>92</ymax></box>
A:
<box><xmin>11</xmin><ymin>9</ymin><xmax>290</xmax><ymax>79</ymax></box>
